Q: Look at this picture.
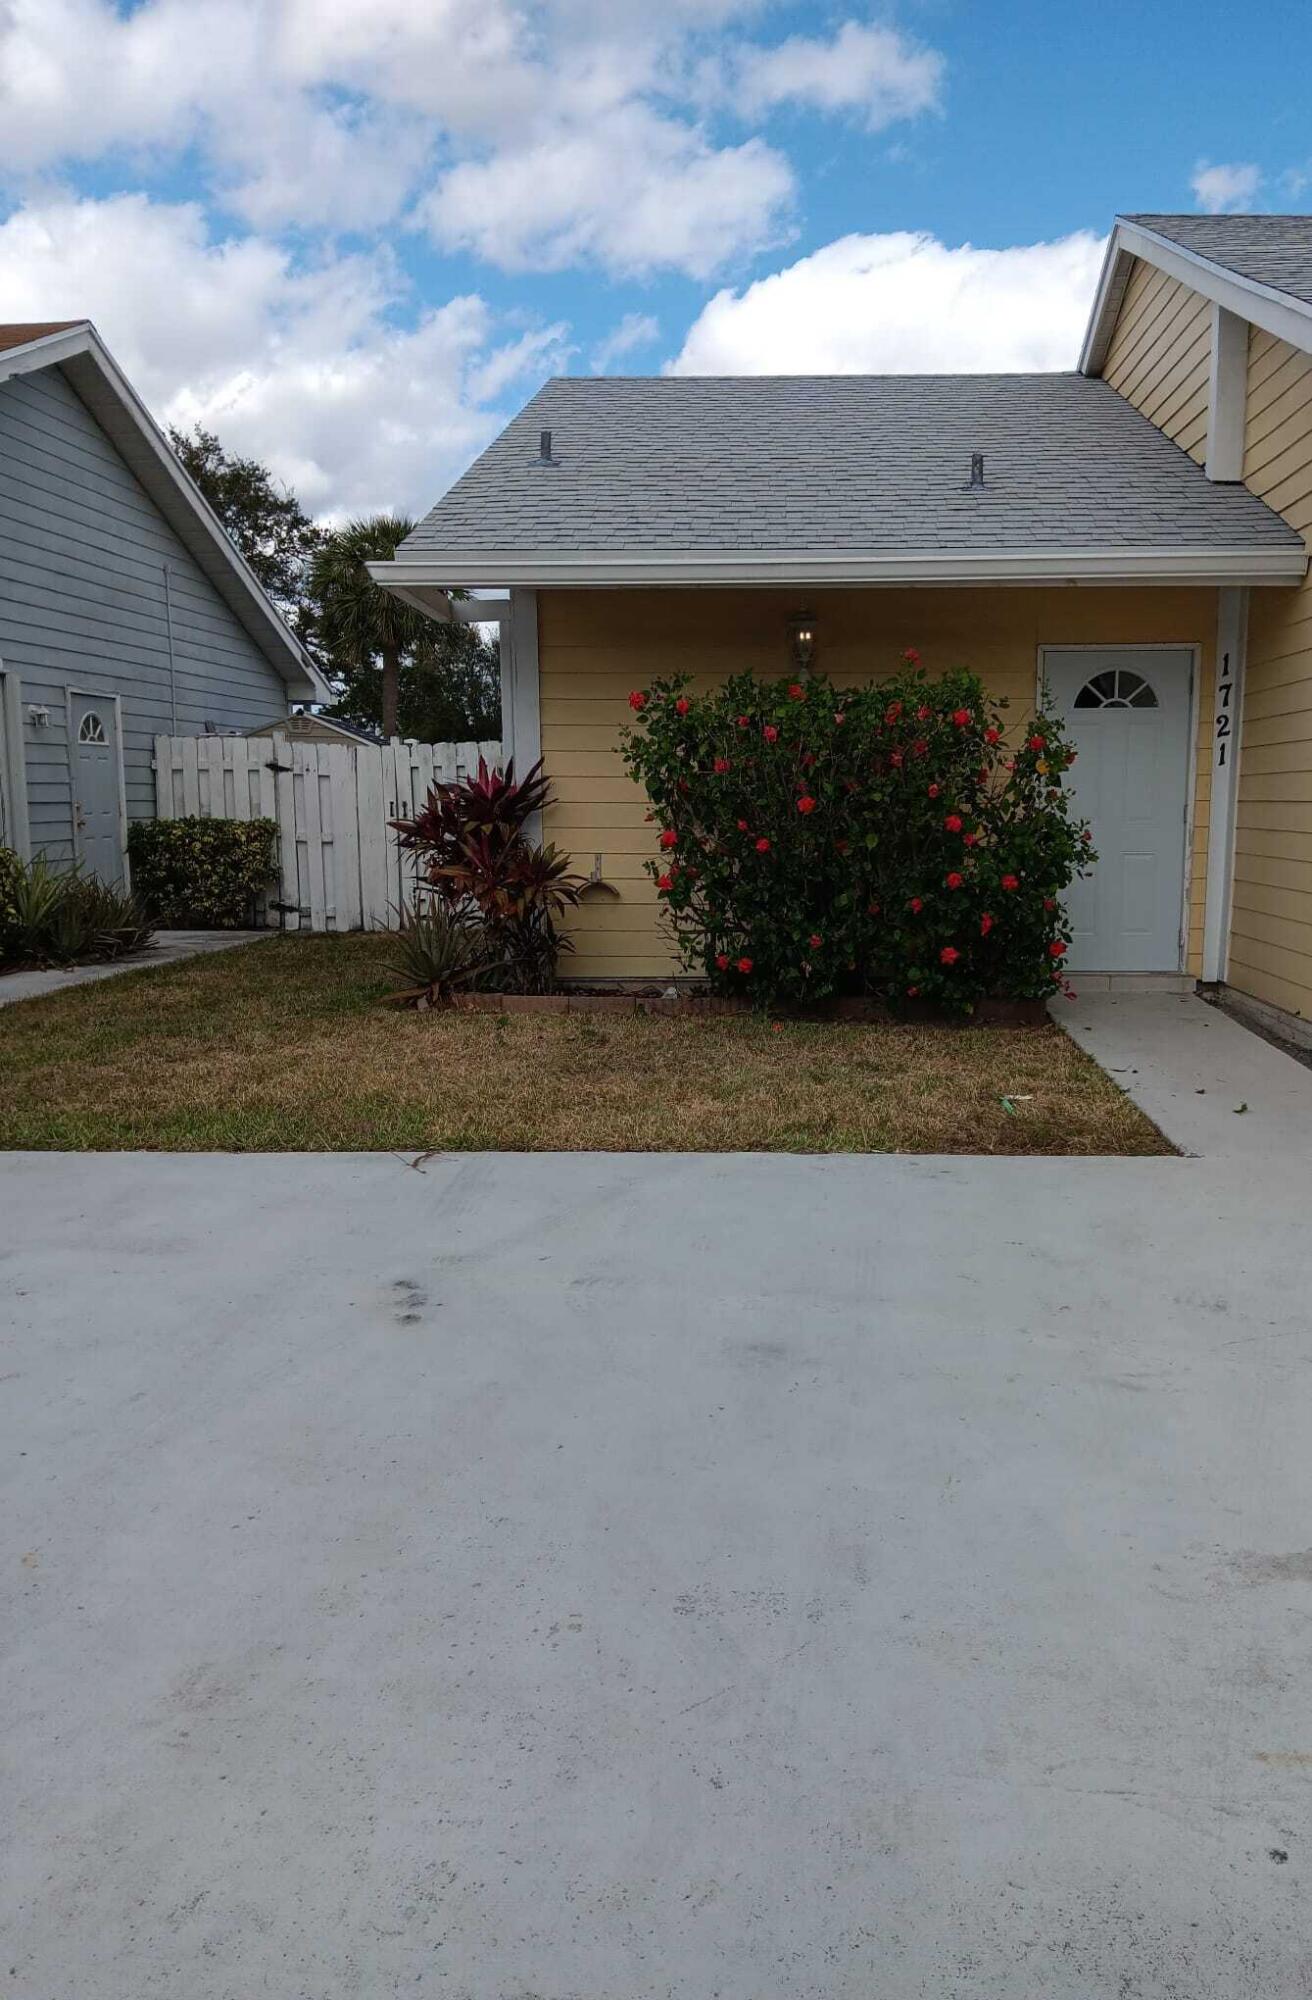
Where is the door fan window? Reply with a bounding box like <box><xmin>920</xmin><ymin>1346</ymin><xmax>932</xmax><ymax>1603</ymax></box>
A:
<box><xmin>1072</xmin><ymin>668</ymin><xmax>1159</xmax><ymax>710</ymax></box>
<box><xmin>77</xmin><ymin>711</ymin><xmax>108</xmax><ymax>744</ymax></box>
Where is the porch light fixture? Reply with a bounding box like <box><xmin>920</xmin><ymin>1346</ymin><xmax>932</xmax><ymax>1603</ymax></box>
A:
<box><xmin>789</xmin><ymin>612</ymin><xmax>817</xmax><ymax>674</ymax></box>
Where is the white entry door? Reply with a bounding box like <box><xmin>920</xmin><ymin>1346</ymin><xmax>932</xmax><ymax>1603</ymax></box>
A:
<box><xmin>70</xmin><ymin>691</ymin><xmax>127</xmax><ymax>887</ymax></box>
<box><xmin>1042</xmin><ymin>648</ymin><xmax>1193</xmax><ymax>972</ymax></box>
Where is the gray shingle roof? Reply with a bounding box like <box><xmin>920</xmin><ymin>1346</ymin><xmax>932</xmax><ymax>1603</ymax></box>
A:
<box><xmin>401</xmin><ymin>373</ymin><xmax>1299</xmax><ymax>560</ymax></box>
<box><xmin>1125</xmin><ymin>214</ymin><xmax>1312</xmax><ymax>308</ymax></box>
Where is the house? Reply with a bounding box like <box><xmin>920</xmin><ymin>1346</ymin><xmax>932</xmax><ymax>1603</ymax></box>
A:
<box><xmin>0</xmin><ymin>321</ymin><xmax>329</xmax><ymax>889</ymax></box>
<box><xmin>373</xmin><ymin>213</ymin><xmax>1312</xmax><ymax>1046</ymax></box>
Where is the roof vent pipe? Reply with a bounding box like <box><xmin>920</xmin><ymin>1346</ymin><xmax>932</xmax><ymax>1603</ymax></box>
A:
<box><xmin>969</xmin><ymin>452</ymin><xmax>985</xmax><ymax>488</ymax></box>
<box><xmin>538</xmin><ymin>428</ymin><xmax>555</xmax><ymax>465</ymax></box>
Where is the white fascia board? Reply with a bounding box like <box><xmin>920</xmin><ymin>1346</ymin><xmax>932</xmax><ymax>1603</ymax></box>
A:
<box><xmin>370</xmin><ymin>546</ymin><xmax>1307</xmax><ymax>590</ymax></box>
<box><xmin>0</xmin><ymin>322</ymin><xmax>328</xmax><ymax>700</ymax></box>
<box><xmin>1082</xmin><ymin>220</ymin><xmax>1312</xmax><ymax>375</ymax></box>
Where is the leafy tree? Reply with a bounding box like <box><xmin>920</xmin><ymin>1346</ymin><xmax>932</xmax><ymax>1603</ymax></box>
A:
<box><xmin>325</xmin><ymin>624</ymin><xmax>501</xmax><ymax>742</ymax></box>
<box><xmin>168</xmin><ymin>425</ymin><xmax>324</xmax><ymax>629</ymax></box>
<box><xmin>310</xmin><ymin>516</ymin><xmax>499</xmax><ymax>742</ymax></box>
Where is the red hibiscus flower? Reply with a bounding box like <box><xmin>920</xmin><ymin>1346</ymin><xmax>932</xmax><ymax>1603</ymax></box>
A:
<box><xmin>808</xmin><ymin>933</ymin><xmax>823</xmax><ymax>949</ymax></box>
<box><xmin>886</xmin><ymin>701</ymin><xmax>903</xmax><ymax>724</ymax></box>
<box><xmin>1043</xmin><ymin>897</ymin><xmax>1056</xmax><ymax>911</ymax></box>
<box><xmin>737</xmin><ymin>818</ymin><xmax>750</xmax><ymax>832</ymax></box>
<box><xmin>903</xmin><ymin>648</ymin><xmax>921</xmax><ymax>667</ymax></box>
<box><xmin>952</xmin><ymin>707</ymin><xmax>971</xmax><ymax>728</ymax></box>
<box><xmin>908</xmin><ymin>896</ymin><xmax>923</xmax><ymax>914</ymax></box>
<box><xmin>787</xmin><ymin>683</ymin><xmax>806</xmax><ymax>701</ymax></box>
<box><xmin>927</xmin><ymin>783</ymin><xmax>940</xmax><ymax>798</ymax></box>
<box><xmin>945</xmin><ymin>871</ymin><xmax>964</xmax><ymax>890</ymax></box>
<box><xmin>736</xmin><ymin>956</ymin><xmax>753</xmax><ymax>975</ymax></box>
<box><xmin>1049</xmin><ymin>939</ymin><xmax>1068</xmax><ymax>958</ymax></box>
<box><xmin>674</xmin><ymin>697</ymin><xmax>691</xmax><ymax>715</ymax></box>
<box><xmin>1029</xmin><ymin>734</ymin><xmax>1046</xmax><ymax>751</ymax></box>
<box><xmin>715</xmin><ymin>953</ymin><xmax>730</xmax><ymax>971</ymax></box>
<box><xmin>980</xmin><ymin>912</ymin><xmax>994</xmax><ymax>936</ymax></box>
<box><xmin>1001</xmin><ymin>873</ymin><xmax>1019</xmax><ymax>891</ymax></box>
<box><xmin>797</xmin><ymin>795</ymin><xmax>817</xmax><ymax>815</ymax></box>
<box><xmin>763</xmin><ymin>724</ymin><xmax>779</xmax><ymax>743</ymax></box>
<box><xmin>712</xmin><ymin>756</ymin><xmax>730</xmax><ymax>774</ymax></box>
<box><xmin>659</xmin><ymin>829</ymin><xmax>677</xmax><ymax>849</ymax></box>
<box><xmin>889</xmin><ymin>750</ymin><xmax>904</xmax><ymax>768</ymax></box>
<box><xmin>944</xmin><ymin>813</ymin><xmax>963</xmax><ymax>833</ymax></box>
<box><xmin>984</xmin><ymin>726</ymin><xmax>1000</xmax><ymax>745</ymax></box>
<box><xmin>755</xmin><ymin>837</ymin><xmax>771</xmax><ymax>853</ymax></box>
<box><xmin>656</xmin><ymin>873</ymin><xmax>674</xmax><ymax>892</ymax></box>
<box><xmin>963</xmin><ymin>831</ymin><xmax>977</xmax><ymax>847</ymax></box>
<box><xmin>628</xmin><ymin>690</ymin><xmax>647</xmax><ymax>711</ymax></box>
<box><xmin>912</xmin><ymin>738</ymin><xmax>929</xmax><ymax>758</ymax></box>
<box><xmin>917</xmin><ymin>705</ymin><xmax>931</xmax><ymax>722</ymax></box>
<box><xmin>940</xmin><ymin>945</ymin><xmax>960</xmax><ymax>966</ymax></box>
<box><xmin>833</xmin><ymin>711</ymin><xmax>846</xmax><ymax>725</ymax></box>
<box><xmin>736</xmin><ymin>714</ymin><xmax>750</xmax><ymax>729</ymax></box>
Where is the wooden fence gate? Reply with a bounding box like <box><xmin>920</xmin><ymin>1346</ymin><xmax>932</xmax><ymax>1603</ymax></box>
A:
<box><xmin>153</xmin><ymin>734</ymin><xmax>501</xmax><ymax>931</ymax></box>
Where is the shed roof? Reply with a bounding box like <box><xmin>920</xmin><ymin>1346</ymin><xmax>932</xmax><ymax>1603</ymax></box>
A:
<box><xmin>387</xmin><ymin>372</ymin><xmax>1302</xmax><ymax>588</ymax></box>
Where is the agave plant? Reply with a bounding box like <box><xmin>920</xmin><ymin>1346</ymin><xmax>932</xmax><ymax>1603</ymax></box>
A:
<box><xmin>383</xmin><ymin>903</ymin><xmax>486</xmax><ymax>1008</ymax></box>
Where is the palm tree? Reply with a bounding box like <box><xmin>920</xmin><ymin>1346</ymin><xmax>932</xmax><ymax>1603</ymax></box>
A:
<box><xmin>309</xmin><ymin>515</ymin><xmax>431</xmax><ymax>741</ymax></box>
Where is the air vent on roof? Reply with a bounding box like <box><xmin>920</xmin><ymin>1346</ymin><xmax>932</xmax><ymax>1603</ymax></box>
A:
<box><xmin>966</xmin><ymin>452</ymin><xmax>985</xmax><ymax>489</ymax></box>
<box><xmin>535</xmin><ymin>428</ymin><xmax>558</xmax><ymax>467</ymax></box>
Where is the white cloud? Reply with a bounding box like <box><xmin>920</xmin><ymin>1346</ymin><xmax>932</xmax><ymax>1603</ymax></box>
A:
<box><xmin>729</xmin><ymin>20</ymin><xmax>943</xmax><ymax>129</ymax></box>
<box><xmin>1191</xmin><ymin>161</ymin><xmax>1261</xmax><ymax>214</ymax></box>
<box><xmin>591</xmin><ymin>311</ymin><xmax>660</xmax><ymax>372</ymax></box>
<box><xmin>0</xmin><ymin>193</ymin><xmax>569</xmax><ymax>518</ymax></box>
<box><xmin>0</xmin><ymin>1</ymin><xmax>947</xmax><ymax>278</ymax></box>
<box><xmin>668</xmin><ymin>229</ymin><xmax>1107</xmax><ymax>375</ymax></box>
<box><xmin>422</xmin><ymin>106</ymin><xmax>794</xmax><ymax>277</ymax></box>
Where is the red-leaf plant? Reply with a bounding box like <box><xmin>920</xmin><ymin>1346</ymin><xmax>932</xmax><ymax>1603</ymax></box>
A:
<box><xmin>620</xmin><ymin>656</ymin><xmax>1094</xmax><ymax>1014</ymax></box>
<box><xmin>392</xmin><ymin>757</ymin><xmax>582</xmax><ymax>993</ymax></box>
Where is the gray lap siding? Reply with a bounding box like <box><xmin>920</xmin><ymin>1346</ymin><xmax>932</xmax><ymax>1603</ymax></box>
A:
<box><xmin>0</xmin><ymin>364</ymin><xmax>289</xmax><ymax>865</ymax></box>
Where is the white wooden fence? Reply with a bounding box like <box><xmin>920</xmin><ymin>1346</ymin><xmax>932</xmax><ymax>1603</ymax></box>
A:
<box><xmin>153</xmin><ymin>734</ymin><xmax>500</xmax><ymax>931</ymax></box>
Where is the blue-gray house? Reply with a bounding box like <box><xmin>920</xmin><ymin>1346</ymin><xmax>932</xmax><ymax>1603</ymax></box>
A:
<box><xmin>0</xmin><ymin>320</ymin><xmax>328</xmax><ymax>887</ymax></box>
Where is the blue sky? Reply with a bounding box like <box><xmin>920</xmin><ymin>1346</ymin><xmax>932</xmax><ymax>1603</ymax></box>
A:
<box><xmin>0</xmin><ymin>0</ymin><xmax>1307</xmax><ymax>519</ymax></box>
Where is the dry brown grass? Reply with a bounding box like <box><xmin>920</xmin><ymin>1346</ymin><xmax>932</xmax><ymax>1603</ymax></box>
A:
<box><xmin>0</xmin><ymin>934</ymin><xmax>1170</xmax><ymax>1154</ymax></box>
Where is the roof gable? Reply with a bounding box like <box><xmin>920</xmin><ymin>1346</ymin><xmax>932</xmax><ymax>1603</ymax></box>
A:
<box><xmin>1082</xmin><ymin>215</ymin><xmax>1312</xmax><ymax>375</ymax></box>
<box><xmin>0</xmin><ymin>322</ymin><xmax>329</xmax><ymax>701</ymax></box>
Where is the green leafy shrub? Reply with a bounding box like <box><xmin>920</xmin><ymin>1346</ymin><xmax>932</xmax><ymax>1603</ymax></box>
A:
<box><xmin>127</xmin><ymin>817</ymin><xmax>277</xmax><ymax>927</ymax></box>
<box><xmin>392</xmin><ymin>758</ymin><xmax>582</xmax><ymax>993</ymax></box>
<box><xmin>0</xmin><ymin>851</ymin><xmax>155</xmax><ymax>968</ymax></box>
<box><xmin>620</xmin><ymin>656</ymin><xmax>1095</xmax><ymax>1014</ymax></box>
<box><xmin>0</xmin><ymin>845</ymin><xmax>24</xmax><ymax>961</ymax></box>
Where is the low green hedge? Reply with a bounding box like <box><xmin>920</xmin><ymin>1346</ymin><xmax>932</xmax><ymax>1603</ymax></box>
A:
<box><xmin>127</xmin><ymin>817</ymin><xmax>277</xmax><ymax>928</ymax></box>
<box><xmin>0</xmin><ymin>844</ymin><xmax>24</xmax><ymax>960</ymax></box>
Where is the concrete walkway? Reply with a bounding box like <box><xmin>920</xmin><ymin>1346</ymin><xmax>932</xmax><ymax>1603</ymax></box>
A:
<box><xmin>0</xmin><ymin>928</ymin><xmax>271</xmax><ymax>1007</ymax></box>
<box><xmin>4</xmin><ymin>1146</ymin><xmax>1312</xmax><ymax>1997</ymax></box>
<box><xmin>1062</xmin><ymin>988</ymin><xmax>1312</xmax><ymax>1157</ymax></box>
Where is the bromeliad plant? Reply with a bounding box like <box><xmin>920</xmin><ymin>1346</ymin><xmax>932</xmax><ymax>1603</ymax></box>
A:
<box><xmin>620</xmin><ymin>655</ymin><xmax>1094</xmax><ymax>1014</ymax></box>
<box><xmin>392</xmin><ymin>757</ymin><xmax>582</xmax><ymax>993</ymax></box>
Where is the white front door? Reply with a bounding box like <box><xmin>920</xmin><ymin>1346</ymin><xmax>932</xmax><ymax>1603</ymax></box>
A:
<box><xmin>1043</xmin><ymin>648</ymin><xmax>1193</xmax><ymax>973</ymax></box>
<box><xmin>70</xmin><ymin>692</ymin><xmax>126</xmax><ymax>887</ymax></box>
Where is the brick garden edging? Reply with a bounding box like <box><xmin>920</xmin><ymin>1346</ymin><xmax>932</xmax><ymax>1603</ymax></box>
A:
<box><xmin>450</xmin><ymin>991</ymin><xmax>1050</xmax><ymax>1026</ymax></box>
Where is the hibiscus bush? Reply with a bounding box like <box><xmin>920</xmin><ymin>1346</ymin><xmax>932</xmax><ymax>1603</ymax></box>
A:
<box><xmin>620</xmin><ymin>654</ymin><xmax>1094</xmax><ymax>1014</ymax></box>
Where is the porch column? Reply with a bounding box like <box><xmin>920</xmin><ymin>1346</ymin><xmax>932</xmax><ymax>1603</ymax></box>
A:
<box><xmin>1201</xmin><ymin>586</ymin><xmax>1248</xmax><ymax>984</ymax></box>
<box><xmin>504</xmin><ymin>587</ymin><xmax>542</xmax><ymax>836</ymax></box>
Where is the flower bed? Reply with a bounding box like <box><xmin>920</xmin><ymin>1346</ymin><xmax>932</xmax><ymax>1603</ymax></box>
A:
<box><xmin>621</xmin><ymin>654</ymin><xmax>1093</xmax><ymax>1015</ymax></box>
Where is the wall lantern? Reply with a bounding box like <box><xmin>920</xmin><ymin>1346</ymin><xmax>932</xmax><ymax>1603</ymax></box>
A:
<box><xmin>789</xmin><ymin>612</ymin><xmax>817</xmax><ymax>675</ymax></box>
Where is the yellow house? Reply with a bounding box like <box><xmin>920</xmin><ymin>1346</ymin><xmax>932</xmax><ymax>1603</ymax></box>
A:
<box><xmin>374</xmin><ymin>213</ymin><xmax>1312</xmax><ymax>1045</ymax></box>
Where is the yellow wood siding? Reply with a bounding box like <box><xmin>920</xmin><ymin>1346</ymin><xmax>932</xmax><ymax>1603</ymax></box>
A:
<box><xmin>1232</xmin><ymin>330</ymin><xmax>1312</xmax><ymax>1021</ymax></box>
<box><xmin>538</xmin><ymin>587</ymin><xmax>1216</xmax><ymax>981</ymax></box>
<box><xmin>1102</xmin><ymin>258</ymin><xmax>1212</xmax><ymax>465</ymax></box>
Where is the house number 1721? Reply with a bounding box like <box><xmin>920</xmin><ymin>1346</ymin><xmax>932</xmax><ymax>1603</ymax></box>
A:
<box><xmin>1216</xmin><ymin>651</ymin><xmax>1234</xmax><ymax>768</ymax></box>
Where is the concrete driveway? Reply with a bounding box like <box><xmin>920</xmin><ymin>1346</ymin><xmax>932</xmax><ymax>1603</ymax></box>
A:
<box><xmin>4</xmin><ymin>1141</ymin><xmax>1311</xmax><ymax>1998</ymax></box>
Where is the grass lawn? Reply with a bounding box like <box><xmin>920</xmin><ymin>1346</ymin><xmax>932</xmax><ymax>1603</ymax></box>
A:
<box><xmin>0</xmin><ymin>934</ymin><xmax>1170</xmax><ymax>1155</ymax></box>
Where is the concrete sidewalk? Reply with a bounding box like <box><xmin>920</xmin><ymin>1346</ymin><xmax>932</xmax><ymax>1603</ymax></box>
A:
<box><xmin>0</xmin><ymin>928</ymin><xmax>271</xmax><ymax>1007</ymax></box>
<box><xmin>1061</xmin><ymin>988</ymin><xmax>1312</xmax><ymax>1157</ymax></box>
<box><xmin>3</xmin><ymin>1147</ymin><xmax>1311</xmax><ymax>1997</ymax></box>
